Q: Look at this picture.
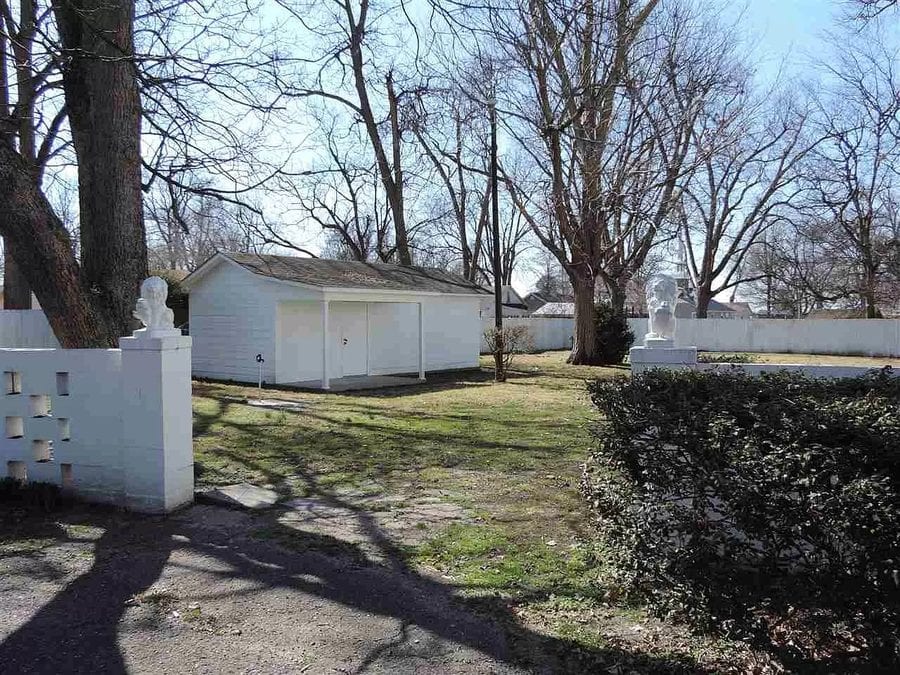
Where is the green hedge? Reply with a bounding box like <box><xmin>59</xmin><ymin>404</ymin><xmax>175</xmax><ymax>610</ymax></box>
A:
<box><xmin>582</xmin><ymin>369</ymin><xmax>900</xmax><ymax>670</ymax></box>
<box><xmin>594</xmin><ymin>302</ymin><xmax>634</xmax><ymax>364</ymax></box>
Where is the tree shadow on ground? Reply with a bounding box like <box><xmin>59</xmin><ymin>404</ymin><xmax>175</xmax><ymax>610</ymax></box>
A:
<box><xmin>0</xmin><ymin>492</ymin><xmax>706</xmax><ymax>674</ymax></box>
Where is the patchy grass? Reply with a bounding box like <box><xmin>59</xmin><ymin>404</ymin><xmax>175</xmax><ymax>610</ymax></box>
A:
<box><xmin>703</xmin><ymin>351</ymin><xmax>900</xmax><ymax>367</ymax></box>
<box><xmin>192</xmin><ymin>351</ymin><xmax>752</xmax><ymax>671</ymax></box>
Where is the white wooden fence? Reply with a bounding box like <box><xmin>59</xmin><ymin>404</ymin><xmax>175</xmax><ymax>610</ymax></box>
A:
<box><xmin>481</xmin><ymin>317</ymin><xmax>575</xmax><ymax>353</ymax></box>
<box><xmin>481</xmin><ymin>317</ymin><xmax>900</xmax><ymax>357</ymax></box>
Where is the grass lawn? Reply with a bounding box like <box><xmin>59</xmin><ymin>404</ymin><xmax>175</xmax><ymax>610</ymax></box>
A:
<box><xmin>702</xmin><ymin>351</ymin><xmax>900</xmax><ymax>367</ymax></box>
<box><xmin>192</xmin><ymin>351</ymin><xmax>752</xmax><ymax>671</ymax></box>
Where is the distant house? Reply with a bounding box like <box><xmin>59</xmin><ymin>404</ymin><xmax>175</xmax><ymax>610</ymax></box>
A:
<box><xmin>182</xmin><ymin>252</ymin><xmax>490</xmax><ymax>389</ymax></box>
<box><xmin>523</xmin><ymin>290</ymin><xmax>573</xmax><ymax>314</ymax></box>
<box><xmin>531</xmin><ymin>302</ymin><xmax>575</xmax><ymax>318</ymax></box>
<box><xmin>673</xmin><ymin>287</ymin><xmax>753</xmax><ymax>319</ymax></box>
<box><xmin>481</xmin><ymin>285</ymin><xmax>530</xmax><ymax>318</ymax></box>
<box><xmin>722</xmin><ymin>302</ymin><xmax>754</xmax><ymax>318</ymax></box>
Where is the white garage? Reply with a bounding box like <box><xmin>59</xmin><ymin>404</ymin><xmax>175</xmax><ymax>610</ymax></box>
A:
<box><xmin>182</xmin><ymin>252</ymin><xmax>490</xmax><ymax>389</ymax></box>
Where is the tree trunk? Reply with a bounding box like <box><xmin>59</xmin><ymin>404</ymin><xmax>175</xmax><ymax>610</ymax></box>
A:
<box><xmin>2</xmin><ymin>251</ymin><xmax>32</xmax><ymax>309</ymax></box>
<box><xmin>695</xmin><ymin>285</ymin><xmax>712</xmax><ymax>319</ymax></box>
<box><xmin>53</xmin><ymin>0</ymin><xmax>147</xmax><ymax>339</ymax></box>
<box><xmin>568</xmin><ymin>273</ymin><xmax>599</xmax><ymax>365</ymax></box>
<box><xmin>0</xmin><ymin>144</ymin><xmax>109</xmax><ymax>345</ymax></box>
<box><xmin>3</xmin><ymin>0</ymin><xmax>37</xmax><ymax>309</ymax></box>
<box><xmin>863</xmin><ymin>270</ymin><xmax>878</xmax><ymax>318</ymax></box>
<box><xmin>385</xmin><ymin>72</ymin><xmax>411</xmax><ymax>265</ymax></box>
<box><xmin>605</xmin><ymin>280</ymin><xmax>627</xmax><ymax>315</ymax></box>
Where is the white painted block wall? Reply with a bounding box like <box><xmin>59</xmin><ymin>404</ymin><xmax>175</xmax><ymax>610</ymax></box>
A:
<box><xmin>0</xmin><ymin>334</ymin><xmax>194</xmax><ymax>513</ymax></box>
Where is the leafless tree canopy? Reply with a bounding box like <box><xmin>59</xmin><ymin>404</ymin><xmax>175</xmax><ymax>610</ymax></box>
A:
<box><xmin>3</xmin><ymin>0</ymin><xmax>900</xmax><ymax>348</ymax></box>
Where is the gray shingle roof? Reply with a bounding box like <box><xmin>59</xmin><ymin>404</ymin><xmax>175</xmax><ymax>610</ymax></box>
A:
<box><xmin>222</xmin><ymin>252</ymin><xmax>491</xmax><ymax>296</ymax></box>
<box><xmin>532</xmin><ymin>302</ymin><xmax>575</xmax><ymax>317</ymax></box>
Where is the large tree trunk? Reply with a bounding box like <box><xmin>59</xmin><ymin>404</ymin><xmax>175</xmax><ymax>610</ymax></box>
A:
<box><xmin>2</xmin><ymin>252</ymin><xmax>32</xmax><ymax>309</ymax></box>
<box><xmin>863</xmin><ymin>270</ymin><xmax>878</xmax><ymax>319</ymax></box>
<box><xmin>568</xmin><ymin>273</ymin><xmax>599</xmax><ymax>365</ymax></box>
<box><xmin>53</xmin><ymin>0</ymin><xmax>147</xmax><ymax>339</ymax></box>
<box><xmin>694</xmin><ymin>284</ymin><xmax>712</xmax><ymax>319</ymax></box>
<box><xmin>0</xmin><ymin>0</ymin><xmax>145</xmax><ymax>347</ymax></box>
<box><xmin>0</xmin><ymin>144</ymin><xmax>109</xmax><ymax>345</ymax></box>
<box><xmin>385</xmin><ymin>72</ymin><xmax>411</xmax><ymax>265</ymax></box>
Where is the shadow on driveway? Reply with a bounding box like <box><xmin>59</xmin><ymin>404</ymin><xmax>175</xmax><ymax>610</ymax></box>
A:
<box><xmin>0</xmin><ymin>498</ymin><xmax>703</xmax><ymax>675</ymax></box>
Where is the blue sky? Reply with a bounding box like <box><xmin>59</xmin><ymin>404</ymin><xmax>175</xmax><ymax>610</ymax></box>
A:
<box><xmin>726</xmin><ymin>0</ymin><xmax>842</xmax><ymax>83</ymax></box>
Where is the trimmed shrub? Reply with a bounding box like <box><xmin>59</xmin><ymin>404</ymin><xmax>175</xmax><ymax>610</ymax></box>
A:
<box><xmin>582</xmin><ymin>369</ymin><xmax>900</xmax><ymax>670</ymax></box>
<box><xmin>696</xmin><ymin>351</ymin><xmax>757</xmax><ymax>363</ymax></box>
<box><xmin>594</xmin><ymin>302</ymin><xmax>634</xmax><ymax>364</ymax></box>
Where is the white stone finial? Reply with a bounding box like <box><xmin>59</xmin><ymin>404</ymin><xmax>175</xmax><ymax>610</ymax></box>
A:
<box><xmin>132</xmin><ymin>276</ymin><xmax>178</xmax><ymax>338</ymax></box>
<box><xmin>645</xmin><ymin>273</ymin><xmax>677</xmax><ymax>347</ymax></box>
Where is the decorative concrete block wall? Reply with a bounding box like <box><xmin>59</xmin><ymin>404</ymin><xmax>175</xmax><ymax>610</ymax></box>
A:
<box><xmin>0</xmin><ymin>334</ymin><xmax>193</xmax><ymax>513</ymax></box>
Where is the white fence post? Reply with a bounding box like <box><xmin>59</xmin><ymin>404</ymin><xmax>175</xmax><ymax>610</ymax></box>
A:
<box><xmin>118</xmin><ymin>332</ymin><xmax>194</xmax><ymax>513</ymax></box>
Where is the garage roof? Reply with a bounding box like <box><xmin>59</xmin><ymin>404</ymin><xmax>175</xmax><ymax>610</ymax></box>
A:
<box><xmin>187</xmin><ymin>252</ymin><xmax>491</xmax><ymax>296</ymax></box>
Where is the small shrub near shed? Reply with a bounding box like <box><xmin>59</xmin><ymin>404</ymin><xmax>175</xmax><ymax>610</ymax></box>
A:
<box><xmin>582</xmin><ymin>368</ymin><xmax>900</xmax><ymax>670</ymax></box>
<box><xmin>483</xmin><ymin>324</ymin><xmax>535</xmax><ymax>372</ymax></box>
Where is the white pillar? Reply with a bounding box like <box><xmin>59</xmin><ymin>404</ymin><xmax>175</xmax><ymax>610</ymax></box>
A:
<box><xmin>418</xmin><ymin>301</ymin><xmax>426</xmax><ymax>381</ymax></box>
<box><xmin>119</xmin><ymin>331</ymin><xmax>194</xmax><ymax>513</ymax></box>
<box><xmin>321</xmin><ymin>300</ymin><xmax>331</xmax><ymax>390</ymax></box>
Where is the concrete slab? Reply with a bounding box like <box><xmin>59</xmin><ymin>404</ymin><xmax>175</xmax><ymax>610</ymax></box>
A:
<box><xmin>196</xmin><ymin>483</ymin><xmax>280</xmax><ymax>510</ymax></box>
<box><xmin>245</xmin><ymin>398</ymin><xmax>306</xmax><ymax>411</ymax></box>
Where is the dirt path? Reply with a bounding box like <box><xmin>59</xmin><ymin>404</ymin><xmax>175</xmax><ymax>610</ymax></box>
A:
<box><xmin>0</xmin><ymin>501</ymin><xmax>538</xmax><ymax>675</ymax></box>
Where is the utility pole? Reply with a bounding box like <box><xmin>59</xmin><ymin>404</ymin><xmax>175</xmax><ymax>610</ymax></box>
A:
<box><xmin>489</xmin><ymin>96</ymin><xmax>505</xmax><ymax>382</ymax></box>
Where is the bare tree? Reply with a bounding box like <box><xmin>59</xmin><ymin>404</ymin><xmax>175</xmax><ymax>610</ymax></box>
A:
<box><xmin>1</xmin><ymin>0</ymin><xmax>70</xmax><ymax>308</ymax></box>
<box><xmin>796</xmin><ymin>30</ymin><xmax>900</xmax><ymax>317</ymax></box>
<box><xmin>850</xmin><ymin>0</ymin><xmax>900</xmax><ymax>20</ymax></box>
<box><xmin>482</xmin><ymin>199</ymin><xmax>531</xmax><ymax>285</ymax></box>
<box><xmin>0</xmin><ymin>0</ymin><xmax>145</xmax><ymax>346</ymax></box>
<box><xmin>484</xmin><ymin>0</ymin><xmax>739</xmax><ymax>363</ymax></box>
<box><xmin>275</xmin><ymin>0</ymin><xmax>419</xmax><ymax>264</ymax></box>
<box><xmin>274</xmin><ymin>114</ymin><xmax>397</xmax><ymax>262</ymax></box>
<box><xmin>482</xmin><ymin>0</ymin><xmax>666</xmax><ymax>363</ymax></box>
<box><xmin>409</xmin><ymin>85</ymin><xmax>491</xmax><ymax>281</ymax></box>
<box><xmin>145</xmin><ymin>180</ymin><xmax>266</xmax><ymax>272</ymax></box>
<box><xmin>678</xmin><ymin>89</ymin><xmax>810</xmax><ymax>318</ymax></box>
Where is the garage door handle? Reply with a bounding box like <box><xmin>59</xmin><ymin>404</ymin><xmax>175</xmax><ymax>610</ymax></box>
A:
<box><xmin>342</xmin><ymin>338</ymin><xmax>348</xmax><ymax>345</ymax></box>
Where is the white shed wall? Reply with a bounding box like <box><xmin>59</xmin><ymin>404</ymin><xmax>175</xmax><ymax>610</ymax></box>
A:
<box><xmin>368</xmin><ymin>302</ymin><xmax>418</xmax><ymax>375</ymax></box>
<box><xmin>276</xmin><ymin>296</ymin><xmax>482</xmax><ymax>382</ymax></box>
<box><xmin>189</xmin><ymin>262</ymin><xmax>317</xmax><ymax>382</ymax></box>
<box><xmin>190</xmin><ymin>261</ymin><xmax>484</xmax><ymax>385</ymax></box>
<box><xmin>424</xmin><ymin>296</ymin><xmax>485</xmax><ymax>370</ymax></box>
<box><xmin>274</xmin><ymin>301</ymin><xmax>323</xmax><ymax>384</ymax></box>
